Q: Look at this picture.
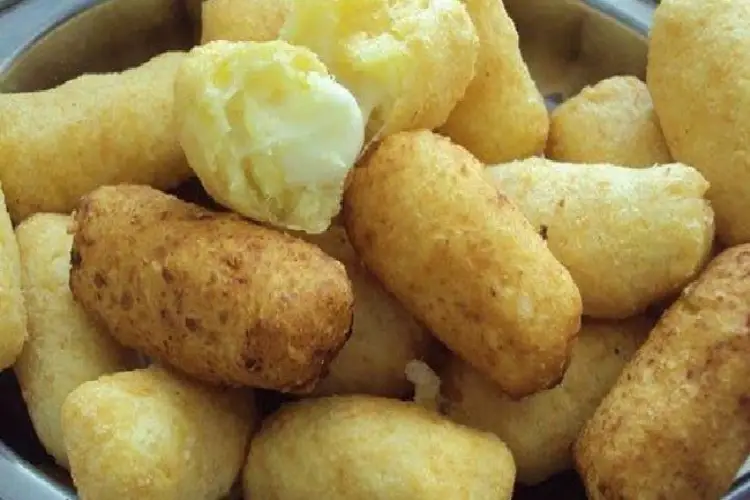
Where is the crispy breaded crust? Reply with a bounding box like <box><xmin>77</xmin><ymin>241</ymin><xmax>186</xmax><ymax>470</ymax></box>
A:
<box><xmin>442</xmin><ymin>317</ymin><xmax>651</xmax><ymax>485</ymax></box>
<box><xmin>61</xmin><ymin>366</ymin><xmax>255</xmax><ymax>500</ymax></box>
<box><xmin>69</xmin><ymin>185</ymin><xmax>354</xmax><ymax>393</ymax></box>
<box><xmin>201</xmin><ymin>0</ymin><xmax>291</xmax><ymax>44</ymax></box>
<box><xmin>343</xmin><ymin>130</ymin><xmax>581</xmax><ymax>398</ymax></box>
<box><xmin>14</xmin><ymin>213</ymin><xmax>134</xmax><ymax>469</ymax></box>
<box><xmin>547</xmin><ymin>76</ymin><xmax>672</xmax><ymax>167</ymax></box>
<box><xmin>648</xmin><ymin>0</ymin><xmax>750</xmax><ymax>245</ymax></box>
<box><xmin>243</xmin><ymin>395</ymin><xmax>516</xmax><ymax>499</ymax></box>
<box><xmin>484</xmin><ymin>158</ymin><xmax>715</xmax><ymax>319</ymax></box>
<box><xmin>575</xmin><ymin>245</ymin><xmax>750</xmax><ymax>500</ymax></box>
<box><xmin>440</xmin><ymin>0</ymin><xmax>549</xmax><ymax>163</ymax></box>
<box><xmin>0</xmin><ymin>52</ymin><xmax>192</xmax><ymax>223</ymax></box>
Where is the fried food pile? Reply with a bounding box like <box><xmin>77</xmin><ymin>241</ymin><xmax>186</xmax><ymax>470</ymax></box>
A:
<box><xmin>0</xmin><ymin>0</ymin><xmax>748</xmax><ymax>499</ymax></box>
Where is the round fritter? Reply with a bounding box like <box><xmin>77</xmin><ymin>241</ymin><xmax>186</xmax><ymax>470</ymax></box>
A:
<box><xmin>243</xmin><ymin>395</ymin><xmax>516</xmax><ymax>500</ymax></box>
<box><xmin>547</xmin><ymin>76</ymin><xmax>672</xmax><ymax>167</ymax></box>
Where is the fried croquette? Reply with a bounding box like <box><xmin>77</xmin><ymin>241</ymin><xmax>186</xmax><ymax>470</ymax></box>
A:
<box><xmin>547</xmin><ymin>76</ymin><xmax>672</xmax><ymax>167</ymax></box>
<box><xmin>0</xmin><ymin>52</ymin><xmax>192</xmax><ymax>223</ymax></box>
<box><xmin>69</xmin><ymin>185</ymin><xmax>354</xmax><ymax>393</ymax></box>
<box><xmin>575</xmin><ymin>245</ymin><xmax>750</xmax><ymax>500</ymax></box>
<box><xmin>648</xmin><ymin>0</ymin><xmax>750</xmax><ymax>245</ymax></box>
<box><xmin>440</xmin><ymin>0</ymin><xmax>549</xmax><ymax>163</ymax></box>
<box><xmin>484</xmin><ymin>158</ymin><xmax>714</xmax><ymax>319</ymax></box>
<box><xmin>280</xmin><ymin>0</ymin><xmax>479</xmax><ymax>142</ymax></box>
<box><xmin>14</xmin><ymin>213</ymin><xmax>135</xmax><ymax>469</ymax></box>
<box><xmin>442</xmin><ymin>317</ymin><xmax>651</xmax><ymax>485</ymax></box>
<box><xmin>61</xmin><ymin>366</ymin><xmax>255</xmax><ymax>500</ymax></box>
<box><xmin>343</xmin><ymin>130</ymin><xmax>582</xmax><ymax>399</ymax></box>
<box><xmin>243</xmin><ymin>395</ymin><xmax>516</xmax><ymax>500</ymax></box>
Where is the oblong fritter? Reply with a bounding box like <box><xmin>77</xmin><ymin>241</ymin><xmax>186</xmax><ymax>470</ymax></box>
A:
<box><xmin>343</xmin><ymin>130</ymin><xmax>582</xmax><ymax>398</ymax></box>
<box><xmin>575</xmin><ymin>245</ymin><xmax>750</xmax><ymax>500</ymax></box>
<box><xmin>69</xmin><ymin>185</ymin><xmax>354</xmax><ymax>393</ymax></box>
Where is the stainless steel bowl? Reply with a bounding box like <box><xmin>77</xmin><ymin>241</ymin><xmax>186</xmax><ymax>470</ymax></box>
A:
<box><xmin>0</xmin><ymin>1</ymin><xmax>19</xmax><ymax>13</ymax></box>
<box><xmin>0</xmin><ymin>0</ymin><xmax>745</xmax><ymax>499</ymax></box>
<box><xmin>725</xmin><ymin>458</ymin><xmax>750</xmax><ymax>500</ymax></box>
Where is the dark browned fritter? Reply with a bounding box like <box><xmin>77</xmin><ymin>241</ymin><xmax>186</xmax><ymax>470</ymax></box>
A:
<box><xmin>69</xmin><ymin>185</ymin><xmax>354</xmax><ymax>393</ymax></box>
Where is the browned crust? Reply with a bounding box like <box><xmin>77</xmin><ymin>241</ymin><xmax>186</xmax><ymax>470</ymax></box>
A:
<box><xmin>69</xmin><ymin>185</ymin><xmax>354</xmax><ymax>393</ymax></box>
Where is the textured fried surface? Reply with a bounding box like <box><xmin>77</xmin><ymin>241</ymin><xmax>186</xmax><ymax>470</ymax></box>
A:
<box><xmin>243</xmin><ymin>395</ymin><xmax>515</xmax><ymax>499</ymax></box>
<box><xmin>201</xmin><ymin>0</ymin><xmax>291</xmax><ymax>43</ymax></box>
<box><xmin>485</xmin><ymin>158</ymin><xmax>715</xmax><ymax>319</ymax></box>
<box><xmin>69</xmin><ymin>185</ymin><xmax>354</xmax><ymax>392</ymax></box>
<box><xmin>280</xmin><ymin>0</ymin><xmax>478</xmax><ymax>141</ymax></box>
<box><xmin>61</xmin><ymin>366</ymin><xmax>255</xmax><ymax>500</ymax></box>
<box><xmin>648</xmin><ymin>0</ymin><xmax>750</xmax><ymax>245</ymax></box>
<box><xmin>0</xmin><ymin>185</ymin><xmax>27</xmax><ymax>370</ymax></box>
<box><xmin>440</xmin><ymin>0</ymin><xmax>548</xmax><ymax>163</ymax></box>
<box><xmin>14</xmin><ymin>213</ymin><xmax>134</xmax><ymax>469</ymax></box>
<box><xmin>547</xmin><ymin>76</ymin><xmax>672</xmax><ymax>167</ymax></box>
<box><xmin>442</xmin><ymin>317</ymin><xmax>651</xmax><ymax>485</ymax></box>
<box><xmin>343</xmin><ymin>130</ymin><xmax>581</xmax><ymax>398</ymax></box>
<box><xmin>0</xmin><ymin>52</ymin><xmax>192</xmax><ymax>223</ymax></box>
<box><xmin>299</xmin><ymin>225</ymin><xmax>432</xmax><ymax>398</ymax></box>
<box><xmin>575</xmin><ymin>245</ymin><xmax>750</xmax><ymax>500</ymax></box>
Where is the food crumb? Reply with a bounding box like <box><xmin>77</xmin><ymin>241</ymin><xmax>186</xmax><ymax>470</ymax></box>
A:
<box><xmin>405</xmin><ymin>359</ymin><xmax>443</xmax><ymax>413</ymax></box>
